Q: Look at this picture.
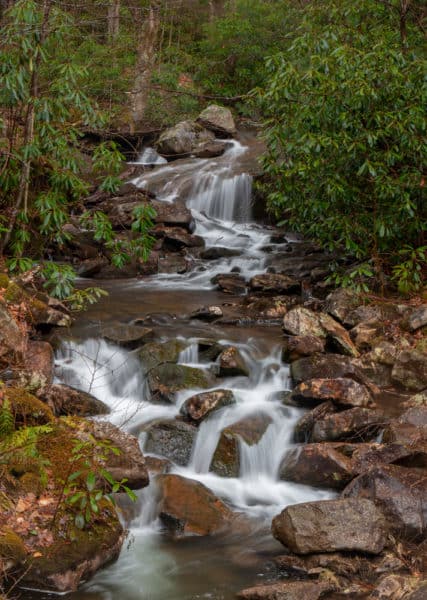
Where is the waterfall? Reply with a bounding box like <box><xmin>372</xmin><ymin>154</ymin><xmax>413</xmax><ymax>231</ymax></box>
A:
<box><xmin>187</xmin><ymin>173</ymin><xmax>253</xmax><ymax>223</ymax></box>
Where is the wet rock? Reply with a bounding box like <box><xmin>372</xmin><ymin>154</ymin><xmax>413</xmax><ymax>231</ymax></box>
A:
<box><xmin>155</xmin><ymin>226</ymin><xmax>204</xmax><ymax>251</ymax></box>
<box><xmin>88</xmin><ymin>420</ymin><xmax>149</xmax><ymax>489</ymax></box>
<box><xmin>392</xmin><ymin>349</ymin><xmax>427</xmax><ymax>391</ymax></box>
<box><xmin>211</xmin><ymin>273</ymin><xmax>247</xmax><ymax>294</ymax></box>
<box><xmin>138</xmin><ymin>339</ymin><xmax>187</xmax><ymax>373</ymax></box>
<box><xmin>398</xmin><ymin>406</ymin><xmax>427</xmax><ymax>428</ymax></box>
<box><xmin>218</xmin><ymin>346</ymin><xmax>249</xmax><ymax>377</ymax></box>
<box><xmin>77</xmin><ymin>257</ymin><xmax>108</xmax><ymax>277</ymax></box>
<box><xmin>343</xmin><ymin>464</ymin><xmax>427</xmax><ymax>540</ymax></box>
<box><xmin>198</xmin><ymin>339</ymin><xmax>225</xmax><ymax>362</ymax></box>
<box><xmin>144</xmin><ymin>456</ymin><xmax>171</xmax><ymax>475</ymax></box>
<box><xmin>210</xmin><ymin>413</ymin><xmax>272</xmax><ymax>477</ymax></box>
<box><xmin>354</xmin><ymin>354</ymin><xmax>393</xmax><ymax>387</ymax></box>
<box><xmin>143</xmin><ymin>419</ymin><xmax>197</xmax><ymax>466</ymax></box>
<box><xmin>382</xmin><ymin>407</ymin><xmax>427</xmax><ymax>445</ymax></box>
<box><xmin>290</xmin><ymin>378</ymin><xmax>374</xmax><ymax>409</ymax></box>
<box><xmin>311</xmin><ymin>407</ymin><xmax>386</xmax><ymax>442</ymax></box>
<box><xmin>200</xmin><ymin>247</ymin><xmax>240</xmax><ymax>259</ymax></box>
<box><xmin>249</xmin><ymin>273</ymin><xmax>300</xmax><ymax>294</ymax></box>
<box><xmin>148</xmin><ymin>363</ymin><xmax>216</xmax><ymax>403</ymax></box>
<box><xmin>38</xmin><ymin>383</ymin><xmax>110</xmax><ymax>417</ymax></box>
<box><xmin>151</xmin><ymin>199</ymin><xmax>194</xmax><ymax>231</ymax></box>
<box><xmin>101</xmin><ymin>323</ymin><xmax>154</xmax><ymax>348</ymax></box>
<box><xmin>236</xmin><ymin>580</ymin><xmax>333</xmax><ymax>600</ymax></box>
<box><xmin>193</xmin><ymin>140</ymin><xmax>228</xmax><ymax>158</ymax></box>
<box><xmin>180</xmin><ymin>389</ymin><xmax>235</xmax><ymax>422</ymax></box>
<box><xmin>0</xmin><ymin>300</ymin><xmax>26</xmax><ymax>360</ymax></box>
<box><xmin>279</xmin><ymin>442</ymin><xmax>354</xmax><ymax>489</ymax></box>
<box><xmin>325</xmin><ymin>288</ymin><xmax>361</xmax><ymax>323</ymax></box>
<box><xmin>293</xmin><ymin>401</ymin><xmax>336</xmax><ymax>442</ymax></box>
<box><xmin>156</xmin><ymin>120</ymin><xmax>214</xmax><ymax>156</ymax></box>
<box><xmin>157</xmin><ymin>474</ymin><xmax>235</xmax><ymax>537</ymax></box>
<box><xmin>272</xmin><ymin>498</ymin><xmax>386</xmax><ymax>555</ymax></box>
<box><xmin>196</xmin><ymin>104</ymin><xmax>236</xmax><ymax>137</ymax></box>
<box><xmin>189</xmin><ymin>306</ymin><xmax>223</xmax><ymax>322</ymax></box>
<box><xmin>351</xmin><ymin>442</ymin><xmax>427</xmax><ymax>473</ymax></box>
<box><xmin>406</xmin><ymin>305</ymin><xmax>427</xmax><ymax>332</ymax></box>
<box><xmin>290</xmin><ymin>354</ymin><xmax>369</xmax><ymax>388</ymax></box>
<box><xmin>157</xmin><ymin>254</ymin><xmax>189</xmax><ymax>274</ymax></box>
<box><xmin>282</xmin><ymin>335</ymin><xmax>326</xmax><ymax>362</ymax></box>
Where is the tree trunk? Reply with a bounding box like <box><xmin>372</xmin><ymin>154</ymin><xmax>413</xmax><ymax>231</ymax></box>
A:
<box><xmin>130</xmin><ymin>1</ymin><xmax>161</xmax><ymax>133</ymax></box>
<box><xmin>107</xmin><ymin>0</ymin><xmax>120</xmax><ymax>40</ymax></box>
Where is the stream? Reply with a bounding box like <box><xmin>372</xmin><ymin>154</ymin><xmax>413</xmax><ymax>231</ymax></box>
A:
<box><xmin>28</xmin><ymin>138</ymin><xmax>333</xmax><ymax>599</ymax></box>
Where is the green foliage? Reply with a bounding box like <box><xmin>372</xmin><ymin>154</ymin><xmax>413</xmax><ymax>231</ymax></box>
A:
<box><xmin>260</xmin><ymin>0</ymin><xmax>426</xmax><ymax>292</ymax></box>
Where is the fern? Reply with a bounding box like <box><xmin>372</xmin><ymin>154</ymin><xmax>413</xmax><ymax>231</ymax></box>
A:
<box><xmin>0</xmin><ymin>399</ymin><xmax>14</xmax><ymax>437</ymax></box>
<box><xmin>0</xmin><ymin>424</ymin><xmax>52</xmax><ymax>458</ymax></box>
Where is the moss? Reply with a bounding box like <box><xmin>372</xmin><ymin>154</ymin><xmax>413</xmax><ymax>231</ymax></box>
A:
<box><xmin>18</xmin><ymin>472</ymin><xmax>46</xmax><ymax>495</ymax></box>
<box><xmin>4</xmin><ymin>281</ymin><xmax>24</xmax><ymax>304</ymax></box>
<box><xmin>0</xmin><ymin>273</ymin><xmax>9</xmax><ymax>289</ymax></box>
<box><xmin>0</xmin><ymin>529</ymin><xmax>27</xmax><ymax>563</ymax></box>
<box><xmin>5</xmin><ymin>387</ymin><xmax>54</xmax><ymax>427</ymax></box>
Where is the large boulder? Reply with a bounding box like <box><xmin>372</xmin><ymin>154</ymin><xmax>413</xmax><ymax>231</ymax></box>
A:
<box><xmin>196</xmin><ymin>105</ymin><xmax>236</xmax><ymax>137</ymax></box>
<box><xmin>38</xmin><ymin>384</ymin><xmax>110</xmax><ymax>417</ymax></box>
<box><xmin>342</xmin><ymin>464</ymin><xmax>427</xmax><ymax>540</ymax></box>
<box><xmin>211</xmin><ymin>273</ymin><xmax>247</xmax><ymax>295</ymax></box>
<box><xmin>180</xmin><ymin>389</ymin><xmax>235</xmax><ymax>422</ymax></box>
<box><xmin>156</xmin><ymin>474</ymin><xmax>236</xmax><ymax>537</ymax></box>
<box><xmin>282</xmin><ymin>335</ymin><xmax>326</xmax><ymax>362</ymax></box>
<box><xmin>383</xmin><ymin>407</ymin><xmax>427</xmax><ymax>445</ymax></box>
<box><xmin>218</xmin><ymin>346</ymin><xmax>249</xmax><ymax>377</ymax></box>
<box><xmin>138</xmin><ymin>339</ymin><xmax>187</xmax><ymax>373</ymax></box>
<box><xmin>143</xmin><ymin>419</ymin><xmax>197</xmax><ymax>466</ymax></box>
<box><xmin>272</xmin><ymin>498</ymin><xmax>387</xmax><ymax>555</ymax></box>
<box><xmin>147</xmin><ymin>363</ymin><xmax>216</xmax><ymax>403</ymax></box>
<box><xmin>311</xmin><ymin>407</ymin><xmax>385</xmax><ymax>442</ymax></box>
<box><xmin>290</xmin><ymin>377</ymin><xmax>374</xmax><ymax>409</ymax></box>
<box><xmin>151</xmin><ymin>200</ymin><xmax>194</xmax><ymax>231</ymax></box>
<box><xmin>101</xmin><ymin>323</ymin><xmax>154</xmax><ymax>349</ymax></box>
<box><xmin>293</xmin><ymin>401</ymin><xmax>336</xmax><ymax>442</ymax></box>
<box><xmin>290</xmin><ymin>354</ymin><xmax>371</xmax><ymax>389</ymax></box>
<box><xmin>279</xmin><ymin>442</ymin><xmax>354</xmax><ymax>489</ymax></box>
<box><xmin>156</xmin><ymin>120</ymin><xmax>214</xmax><ymax>156</ymax></box>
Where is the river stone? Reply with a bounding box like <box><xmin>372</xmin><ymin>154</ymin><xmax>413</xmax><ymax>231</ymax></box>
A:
<box><xmin>190</xmin><ymin>306</ymin><xmax>223</xmax><ymax>322</ymax></box>
<box><xmin>311</xmin><ymin>407</ymin><xmax>386</xmax><ymax>442</ymax></box>
<box><xmin>351</xmin><ymin>441</ymin><xmax>427</xmax><ymax>474</ymax></box>
<box><xmin>290</xmin><ymin>377</ymin><xmax>374</xmax><ymax>409</ymax></box>
<box><xmin>282</xmin><ymin>335</ymin><xmax>325</xmax><ymax>362</ymax></box>
<box><xmin>392</xmin><ymin>349</ymin><xmax>427</xmax><ymax>391</ymax></box>
<box><xmin>211</xmin><ymin>273</ymin><xmax>247</xmax><ymax>295</ymax></box>
<box><xmin>342</xmin><ymin>464</ymin><xmax>427</xmax><ymax>541</ymax></box>
<box><xmin>210</xmin><ymin>413</ymin><xmax>272</xmax><ymax>477</ymax></box>
<box><xmin>156</xmin><ymin>120</ymin><xmax>214</xmax><ymax>156</ymax></box>
<box><xmin>279</xmin><ymin>442</ymin><xmax>354</xmax><ymax>490</ymax></box>
<box><xmin>157</xmin><ymin>255</ymin><xmax>189</xmax><ymax>274</ymax></box>
<box><xmin>138</xmin><ymin>339</ymin><xmax>187</xmax><ymax>373</ymax></box>
<box><xmin>218</xmin><ymin>346</ymin><xmax>249</xmax><ymax>377</ymax></box>
<box><xmin>77</xmin><ymin>257</ymin><xmax>108</xmax><ymax>277</ymax></box>
<box><xmin>151</xmin><ymin>199</ymin><xmax>194</xmax><ymax>231</ymax></box>
<box><xmin>147</xmin><ymin>363</ymin><xmax>216</xmax><ymax>403</ymax></box>
<box><xmin>249</xmin><ymin>273</ymin><xmax>300</xmax><ymax>294</ymax></box>
<box><xmin>38</xmin><ymin>383</ymin><xmax>110</xmax><ymax>417</ymax></box>
<box><xmin>180</xmin><ymin>389</ymin><xmax>235</xmax><ymax>422</ymax></box>
<box><xmin>0</xmin><ymin>300</ymin><xmax>26</xmax><ymax>360</ymax></box>
<box><xmin>198</xmin><ymin>339</ymin><xmax>225</xmax><ymax>362</ymax></box>
<box><xmin>236</xmin><ymin>580</ymin><xmax>333</xmax><ymax>600</ymax></box>
<box><xmin>406</xmin><ymin>305</ymin><xmax>427</xmax><ymax>332</ymax></box>
<box><xmin>272</xmin><ymin>498</ymin><xmax>386</xmax><ymax>555</ymax></box>
<box><xmin>156</xmin><ymin>474</ymin><xmax>235</xmax><ymax>537</ymax></box>
<box><xmin>193</xmin><ymin>140</ymin><xmax>228</xmax><ymax>158</ymax></box>
<box><xmin>293</xmin><ymin>401</ymin><xmax>336</xmax><ymax>442</ymax></box>
<box><xmin>201</xmin><ymin>246</ymin><xmax>240</xmax><ymax>259</ymax></box>
<box><xmin>290</xmin><ymin>354</ymin><xmax>368</xmax><ymax>388</ymax></box>
<box><xmin>101</xmin><ymin>323</ymin><xmax>154</xmax><ymax>348</ymax></box>
<box><xmin>196</xmin><ymin>104</ymin><xmax>236</xmax><ymax>136</ymax></box>
<box><xmin>156</xmin><ymin>226</ymin><xmax>204</xmax><ymax>250</ymax></box>
<box><xmin>143</xmin><ymin>419</ymin><xmax>197</xmax><ymax>466</ymax></box>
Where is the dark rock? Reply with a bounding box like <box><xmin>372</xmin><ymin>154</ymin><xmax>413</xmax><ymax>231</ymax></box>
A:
<box><xmin>200</xmin><ymin>247</ymin><xmax>240</xmax><ymax>259</ymax></box>
<box><xmin>290</xmin><ymin>354</ymin><xmax>371</xmax><ymax>389</ymax></box>
<box><xmin>211</xmin><ymin>273</ymin><xmax>247</xmax><ymax>294</ymax></box>
<box><xmin>351</xmin><ymin>442</ymin><xmax>427</xmax><ymax>473</ymax></box>
<box><xmin>180</xmin><ymin>389</ymin><xmax>235</xmax><ymax>422</ymax></box>
<box><xmin>279</xmin><ymin>442</ymin><xmax>354</xmax><ymax>489</ymax></box>
<box><xmin>272</xmin><ymin>498</ymin><xmax>386</xmax><ymax>555</ymax></box>
<box><xmin>392</xmin><ymin>349</ymin><xmax>427</xmax><ymax>391</ymax></box>
<box><xmin>139</xmin><ymin>339</ymin><xmax>187</xmax><ymax>373</ymax></box>
<box><xmin>196</xmin><ymin>105</ymin><xmax>236</xmax><ymax>137</ymax></box>
<box><xmin>218</xmin><ymin>346</ymin><xmax>249</xmax><ymax>377</ymax></box>
<box><xmin>343</xmin><ymin>464</ymin><xmax>427</xmax><ymax>540</ymax></box>
<box><xmin>101</xmin><ymin>323</ymin><xmax>154</xmax><ymax>348</ymax></box>
<box><xmin>293</xmin><ymin>401</ymin><xmax>336</xmax><ymax>442</ymax></box>
<box><xmin>236</xmin><ymin>580</ymin><xmax>333</xmax><ymax>600</ymax></box>
<box><xmin>38</xmin><ymin>384</ymin><xmax>110</xmax><ymax>417</ymax></box>
<box><xmin>148</xmin><ymin>363</ymin><xmax>216</xmax><ymax>403</ymax></box>
<box><xmin>77</xmin><ymin>257</ymin><xmax>108</xmax><ymax>277</ymax></box>
<box><xmin>282</xmin><ymin>335</ymin><xmax>325</xmax><ymax>362</ymax></box>
<box><xmin>249</xmin><ymin>273</ymin><xmax>300</xmax><ymax>294</ymax></box>
<box><xmin>369</xmin><ymin>574</ymin><xmax>426</xmax><ymax>600</ymax></box>
<box><xmin>156</xmin><ymin>474</ymin><xmax>235</xmax><ymax>537</ymax></box>
<box><xmin>210</xmin><ymin>413</ymin><xmax>272</xmax><ymax>477</ymax></box>
<box><xmin>198</xmin><ymin>339</ymin><xmax>225</xmax><ymax>362</ymax></box>
<box><xmin>155</xmin><ymin>226</ymin><xmax>204</xmax><ymax>251</ymax></box>
<box><xmin>157</xmin><ymin>255</ymin><xmax>189</xmax><ymax>274</ymax></box>
<box><xmin>311</xmin><ymin>407</ymin><xmax>386</xmax><ymax>442</ymax></box>
<box><xmin>143</xmin><ymin>419</ymin><xmax>197</xmax><ymax>466</ymax></box>
<box><xmin>190</xmin><ymin>306</ymin><xmax>223</xmax><ymax>321</ymax></box>
<box><xmin>290</xmin><ymin>377</ymin><xmax>374</xmax><ymax>409</ymax></box>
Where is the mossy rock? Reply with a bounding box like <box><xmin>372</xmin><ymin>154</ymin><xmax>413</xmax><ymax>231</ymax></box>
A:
<box><xmin>0</xmin><ymin>529</ymin><xmax>27</xmax><ymax>563</ymax></box>
<box><xmin>4</xmin><ymin>387</ymin><xmax>54</xmax><ymax>427</ymax></box>
<box><xmin>147</xmin><ymin>363</ymin><xmax>216</xmax><ymax>403</ymax></box>
<box><xmin>0</xmin><ymin>273</ymin><xmax>10</xmax><ymax>289</ymax></box>
<box><xmin>138</xmin><ymin>339</ymin><xmax>187</xmax><ymax>373</ymax></box>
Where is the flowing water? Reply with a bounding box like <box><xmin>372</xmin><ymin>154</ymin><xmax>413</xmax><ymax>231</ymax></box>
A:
<box><xmin>28</xmin><ymin>138</ymin><xmax>333</xmax><ymax>599</ymax></box>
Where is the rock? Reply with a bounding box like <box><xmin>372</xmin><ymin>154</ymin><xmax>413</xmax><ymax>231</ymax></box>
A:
<box><xmin>311</xmin><ymin>407</ymin><xmax>385</xmax><ymax>442</ymax></box>
<box><xmin>151</xmin><ymin>199</ymin><xmax>194</xmax><ymax>231</ymax></box>
<box><xmin>144</xmin><ymin>456</ymin><xmax>171</xmax><ymax>475</ymax></box>
<box><xmin>392</xmin><ymin>349</ymin><xmax>427</xmax><ymax>391</ymax></box>
<box><xmin>200</xmin><ymin>247</ymin><xmax>240</xmax><ymax>259</ymax></box>
<box><xmin>143</xmin><ymin>419</ymin><xmax>197</xmax><ymax>466</ymax></box>
<box><xmin>22</xmin><ymin>341</ymin><xmax>54</xmax><ymax>388</ymax></box>
<box><xmin>272</xmin><ymin>498</ymin><xmax>386</xmax><ymax>555</ymax></box>
<box><xmin>350</xmin><ymin>321</ymin><xmax>382</xmax><ymax>351</ymax></box>
<box><xmin>156</xmin><ymin>120</ymin><xmax>214</xmax><ymax>156</ymax></box>
<box><xmin>155</xmin><ymin>226</ymin><xmax>204</xmax><ymax>251</ymax></box>
<box><xmin>368</xmin><ymin>574</ymin><xmax>424</xmax><ymax>600</ymax></box>
<box><xmin>101</xmin><ymin>323</ymin><xmax>154</xmax><ymax>348</ymax></box>
<box><xmin>398</xmin><ymin>406</ymin><xmax>427</xmax><ymax>428</ymax></box>
<box><xmin>38</xmin><ymin>384</ymin><xmax>110</xmax><ymax>416</ymax></box>
<box><xmin>156</xmin><ymin>474</ymin><xmax>235</xmax><ymax>537</ymax></box>
<box><xmin>279</xmin><ymin>442</ymin><xmax>354</xmax><ymax>489</ymax></box>
<box><xmin>0</xmin><ymin>300</ymin><xmax>26</xmax><ymax>360</ymax></box>
<box><xmin>77</xmin><ymin>257</ymin><xmax>108</xmax><ymax>277</ymax></box>
<box><xmin>351</xmin><ymin>442</ymin><xmax>427</xmax><ymax>473</ymax></box>
<box><xmin>354</xmin><ymin>354</ymin><xmax>393</xmax><ymax>387</ymax></box>
<box><xmin>293</xmin><ymin>401</ymin><xmax>336</xmax><ymax>442</ymax></box>
<box><xmin>290</xmin><ymin>378</ymin><xmax>374</xmax><ymax>409</ymax></box>
<box><xmin>148</xmin><ymin>363</ymin><xmax>216</xmax><ymax>403</ymax></box>
<box><xmin>210</xmin><ymin>413</ymin><xmax>272</xmax><ymax>477</ymax></box>
<box><xmin>193</xmin><ymin>140</ymin><xmax>228</xmax><ymax>158</ymax></box>
<box><xmin>344</xmin><ymin>304</ymin><xmax>383</xmax><ymax>328</ymax></box>
<box><xmin>218</xmin><ymin>346</ymin><xmax>249</xmax><ymax>377</ymax></box>
<box><xmin>290</xmin><ymin>354</ymin><xmax>370</xmax><ymax>388</ymax></box>
<box><xmin>318</xmin><ymin>312</ymin><xmax>360</xmax><ymax>357</ymax></box>
<box><xmin>343</xmin><ymin>464</ymin><xmax>427</xmax><ymax>540</ymax></box>
<box><xmin>180</xmin><ymin>389</ymin><xmax>235</xmax><ymax>422</ymax></box>
<box><xmin>139</xmin><ymin>339</ymin><xmax>187</xmax><ymax>373</ymax></box>
<box><xmin>4</xmin><ymin>387</ymin><xmax>54</xmax><ymax>427</ymax></box>
<box><xmin>198</xmin><ymin>339</ymin><xmax>225</xmax><ymax>362</ymax></box>
<box><xmin>249</xmin><ymin>273</ymin><xmax>300</xmax><ymax>294</ymax></box>
<box><xmin>236</xmin><ymin>580</ymin><xmax>333</xmax><ymax>600</ymax></box>
<box><xmin>157</xmin><ymin>255</ymin><xmax>189</xmax><ymax>274</ymax></box>
<box><xmin>282</xmin><ymin>335</ymin><xmax>326</xmax><ymax>362</ymax></box>
<box><xmin>403</xmin><ymin>390</ymin><xmax>427</xmax><ymax>409</ymax></box>
<box><xmin>211</xmin><ymin>273</ymin><xmax>247</xmax><ymax>294</ymax></box>
<box><xmin>406</xmin><ymin>305</ymin><xmax>427</xmax><ymax>332</ymax></box>
<box><xmin>190</xmin><ymin>306</ymin><xmax>223</xmax><ymax>322</ymax></box>
<box><xmin>325</xmin><ymin>288</ymin><xmax>361</xmax><ymax>323</ymax></box>
<box><xmin>196</xmin><ymin>104</ymin><xmax>236</xmax><ymax>137</ymax></box>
